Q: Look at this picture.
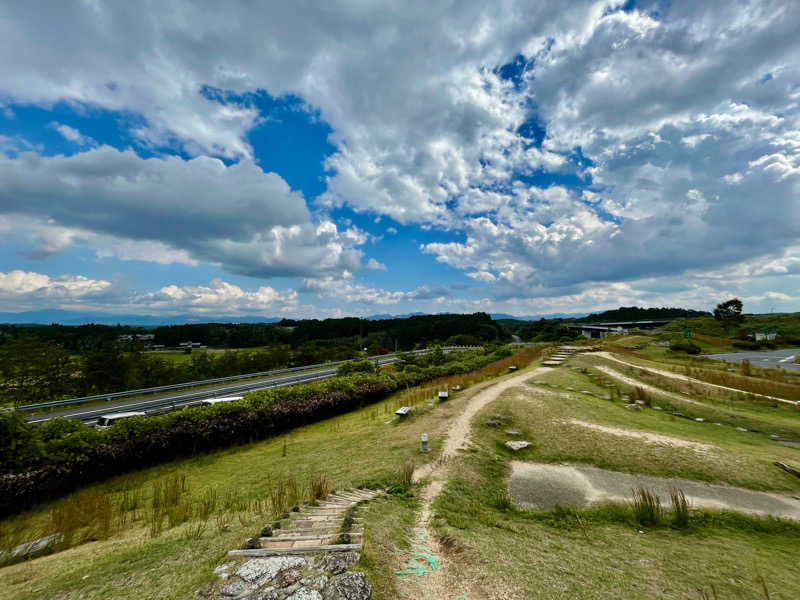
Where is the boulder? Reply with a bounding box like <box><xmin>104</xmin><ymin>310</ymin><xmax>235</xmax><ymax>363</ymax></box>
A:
<box><xmin>300</xmin><ymin>575</ymin><xmax>329</xmax><ymax>590</ymax></box>
<box><xmin>322</xmin><ymin>572</ymin><xmax>371</xmax><ymax>600</ymax></box>
<box><xmin>505</xmin><ymin>440</ymin><xmax>531</xmax><ymax>451</ymax></box>
<box><xmin>221</xmin><ymin>580</ymin><xmax>252</xmax><ymax>597</ymax></box>
<box><xmin>286</xmin><ymin>588</ymin><xmax>323</xmax><ymax>600</ymax></box>
<box><xmin>236</xmin><ymin>556</ymin><xmax>307</xmax><ymax>585</ymax></box>
<box><xmin>274</xmin><ymin>567</ymin><xmax>304</xmax><ymax>588</ymax></box>
<box><xmin>320</xmin><ymin>551</ymin><xmax>361</xmax><ymax>575</ymax></box>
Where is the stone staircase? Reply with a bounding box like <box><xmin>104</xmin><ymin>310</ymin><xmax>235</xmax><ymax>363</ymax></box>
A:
<box><xmin>542</xmin><ymin>344</ymin><xmax>598</xmax><ymax>367</ymax></box>
<box><xmin>199</xmin><ymin>488</ymin><xmax>383</xmax><ymax>599</ymax></box>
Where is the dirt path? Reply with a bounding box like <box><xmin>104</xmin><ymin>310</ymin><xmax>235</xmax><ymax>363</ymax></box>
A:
<box><xmin>595</xmin><ymin>352</ymin><xmax>795</xmax><ymax>405</ymax></box>
<box><xmin>592</xmin><ymin>364</ymin><xmax>709</xmax><ymax>409</ymax></box>
<box><xmin>398</xmin><ymin>366</ymin><xmax>550</xmax><ymax>600</ymax></box>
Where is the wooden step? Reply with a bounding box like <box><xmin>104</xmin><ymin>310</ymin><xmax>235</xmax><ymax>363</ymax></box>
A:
<box><xmin>261</xmin><ymin>532</ymin><xmax>362</xmax><ymax>543</ymax></box>
<box><xmin>229</xmin><ymin>543</ymin><xmax>363</xmax><ymax>557</ymax></box>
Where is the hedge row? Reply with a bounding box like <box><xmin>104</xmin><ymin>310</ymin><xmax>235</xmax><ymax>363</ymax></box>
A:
<box><xmin>0</xmin><ymin>347</ymin><xmax>513</xmax><ymax>517</ymax></box>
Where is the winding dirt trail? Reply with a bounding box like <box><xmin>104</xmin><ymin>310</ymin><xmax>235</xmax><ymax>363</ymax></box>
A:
<box><xmin>595</xmin><ymin>352</ymin><xmax>795</xmax><ymax>405</ymax></box>
<box><xmin>398</xmin><ymin>366</ymin><xmax>550</xmax><ymax>600</ymax></box>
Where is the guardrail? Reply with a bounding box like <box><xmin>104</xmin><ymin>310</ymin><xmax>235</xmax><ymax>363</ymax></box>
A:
<box><xmin>15</xmin><ymin>346</ymin><xmax>480</xmax><ymax>413</ymax></box>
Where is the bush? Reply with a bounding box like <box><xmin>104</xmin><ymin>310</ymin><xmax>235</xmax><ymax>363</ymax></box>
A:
<box><xmin>733</xmin><ymin>340</ymin><xmax>760</xmax><ymax>350</ymax></box>
<box><xmin>669</xmin><ymin>340</ymin><xmax>701</xmax><ymax>354</ymax></box>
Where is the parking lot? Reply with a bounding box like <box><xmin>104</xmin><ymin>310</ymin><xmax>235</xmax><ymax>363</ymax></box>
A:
<box><xmin>703</xmin><ymin>347</ymin><xmax>800</xmax><ymax>372</ymax></box>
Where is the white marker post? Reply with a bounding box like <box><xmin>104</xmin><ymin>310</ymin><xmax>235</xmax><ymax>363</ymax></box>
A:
<box><xmin>420</xmin><ymin>433</ymin><xmax>429</xmax><ymax>453</ymax></box>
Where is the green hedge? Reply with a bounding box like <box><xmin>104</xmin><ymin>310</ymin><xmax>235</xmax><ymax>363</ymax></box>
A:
<box><xmin>0</xmin><ymin>347</ymin><xmax>515</xmax><ymax>516</ymax></box>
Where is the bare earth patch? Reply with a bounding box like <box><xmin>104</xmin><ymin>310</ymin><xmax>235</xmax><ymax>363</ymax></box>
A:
<box><xmin>566</xmin><ymin>419</ymin><xmax>717</xmax><ymax>455</ymax></box>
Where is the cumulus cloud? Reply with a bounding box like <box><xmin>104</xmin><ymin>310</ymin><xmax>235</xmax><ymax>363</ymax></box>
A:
<box><xmin>0</xmin><ymin>1</ymin><xmax>798</xmax><ymax>313</ymax></box>
<box><xmin>0</xmin><ymin>270</ymin><xmax>111</xmax><ymax>311</ymax></box>
<box><xmin>0</xmin><ymin>146</ymin><xmax>364</xmax><ymax>278</ymax></box>
<box><xmin>135</xmin><ymin>279</ymin><xmax>299</xmax><ymax>315</ymax></box>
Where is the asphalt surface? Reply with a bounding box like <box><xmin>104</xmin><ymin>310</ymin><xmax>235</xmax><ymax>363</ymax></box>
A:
<box><xmin>702</xmin><ymin>347</ymin><xmax>800</xmax><ymax>372</ymax></box>
<box><xmin>509</xmin><ymin>462</ymin><xmax>800</xmax><ymax>520</ymax></box>
<box><xmin>25</xmin><ymin>355</ymin><xmax>403</xmax><ymax>424</ymax></box>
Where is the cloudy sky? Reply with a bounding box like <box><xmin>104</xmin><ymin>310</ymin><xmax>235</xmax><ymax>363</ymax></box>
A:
<box><xmin>0</xmin><ymin>0</ymin><xmax>798</xmax><ymax>319</ymax></box>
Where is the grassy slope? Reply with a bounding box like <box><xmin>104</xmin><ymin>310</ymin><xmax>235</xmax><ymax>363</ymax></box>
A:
<box><xmin>662</xmin><ymin>313</ymin><xmax>800</xmax><ymax>340</ymax></box>
<box><xmin>429</xmin><ymin>367</ymin><xmax>800</xmax><ymax>599</ymax></box>
<box><xmin>0</xmin><ymin>359</ymin><xmax>531</xmax><ymax>599</ymax></box>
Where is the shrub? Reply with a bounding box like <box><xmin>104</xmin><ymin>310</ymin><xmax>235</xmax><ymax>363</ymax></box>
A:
<box><xmin>669</xmin><ymin>340</ymin><xmax>702</xmax><ymax>354</ymax></box>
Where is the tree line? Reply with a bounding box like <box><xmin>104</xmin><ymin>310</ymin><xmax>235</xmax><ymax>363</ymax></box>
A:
<box><xmin>0</xmin><ymin>313</ymin><xmax>505</xmax><ymax>407</ymax></box>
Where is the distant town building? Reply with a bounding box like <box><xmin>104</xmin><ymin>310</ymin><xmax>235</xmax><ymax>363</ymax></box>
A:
<box><xmin>178</xmin><ymin>341</ymin><xmax>203</xmax><ymax>348</ymax></box>
<box><xmin>117</xmin><ymin>334</ymin><xmax>155</xmax><ymax>343</ymax></box>
<box><xmin>754</xmin><ymin>332</ymin><xmax>778</xmax><ymax>341</ymax></box>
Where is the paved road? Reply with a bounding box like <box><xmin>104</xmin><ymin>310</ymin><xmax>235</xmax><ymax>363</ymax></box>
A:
<box><xmin>25</xmin><ymin>355</ymin><xmax>404</xmax><ymax>424</ymax></box>
<box><xmin>510</xmin><ymin>462</ymin><xmax>800</xmax><ymax>520</ymax></box>
<box><xmin>702</xmin><ymin>347</ymin><xmax>800</xmax><ymax>372</ymax></box>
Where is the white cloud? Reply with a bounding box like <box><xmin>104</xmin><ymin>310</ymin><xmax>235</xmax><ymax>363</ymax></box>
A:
<box><xmin>50</xmin><ymin>122</ymin><xmax>95</xmax><ymax>146</ymax></box>
<box><xmin>0</xmin><ymin>146</ymin><xmax>364</xmax><ymax>278</ymax></box>
<box><xmin>0</xmin><ymin>270</ymin><xmax>111</xmax><ymax>311</ymax></box>
<box><xmin>135</xmin><ymin>279</ymin><xmax>299</xmax><ymax>315</ymax></box>
<box><xmin>366</xmin><ymin>258</ymin><xmax>387</xmax><ymax>270</ymax></box>
<box><xmin>0</xmin><ymin>2</ymin><xmax>799</xmax><ymax>313</ymax></box>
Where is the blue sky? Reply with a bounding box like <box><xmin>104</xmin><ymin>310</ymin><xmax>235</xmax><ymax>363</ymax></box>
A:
<box><xmin>0</xmin><ymin>1</ymin><xmax>798</xmax><ymax>319</ymax></box>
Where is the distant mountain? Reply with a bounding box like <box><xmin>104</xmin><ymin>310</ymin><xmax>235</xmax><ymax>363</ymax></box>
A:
<box><xmin>490</xmin><ymin>312</ymin><xmax>589</xmax><ymax>321</ymax></box>
<box><xmin>0</xmin><ymin>310</ymin><xmax>283</xmax><ymax>326</ymax></box>
<box><xmin>366</xmin><ymin>312</ymin><xmax>427</xmax><ymax>320</ymax></box>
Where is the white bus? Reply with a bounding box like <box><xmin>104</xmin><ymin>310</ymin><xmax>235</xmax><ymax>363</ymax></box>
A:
<box><xmin>200</xmin><ymin>396</ymin><xmax>244</xmax><ymax>406</ymax></box>
<box><xmin>95</xmin><ymin>411</ymin><xmax>146</xmax><ymax>429</ymax></box>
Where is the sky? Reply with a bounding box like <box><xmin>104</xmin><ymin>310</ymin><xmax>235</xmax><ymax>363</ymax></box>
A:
<box><xmin>0</xmin><ymin>0</ymin><xmax>798</xmax><ymax>320</ymax></box>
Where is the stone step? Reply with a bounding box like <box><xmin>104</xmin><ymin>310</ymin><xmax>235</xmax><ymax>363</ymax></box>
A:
<box><xmin>229</xmin><ymin>543</ymin><xmax>363</xmax><ymax>557</ymax></box>
<box><xmin>292</xmin><ymin>515</ymin><xmax>363</xmax><ymax>522</ymax></box>
<box><xmin>328</xmin><ymin>493</ymin><xmax>367</xmax><ymax>502</ymax></box>
<box><xmin>273</xmin><ymin>527</ymin><xmax>362</xmax><ymax>537</ymax></box>
<box><xmin>262</xmin><ymin>532</ymin><xmax>362</xmax><ymax>543</ymax></box>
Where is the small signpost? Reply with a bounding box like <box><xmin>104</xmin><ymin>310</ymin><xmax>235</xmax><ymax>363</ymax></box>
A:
<box><xmin>437</xmin><ymin>390</ymin><xmax>449</xmax><ymax>401</ymax></box>
<box><xmin>395</xmin><ymin>406</ymin><xmax>412</xmax><ymax>417</ymax></box>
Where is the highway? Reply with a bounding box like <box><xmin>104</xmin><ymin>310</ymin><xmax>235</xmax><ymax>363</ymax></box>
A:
<box><xmin>703</xmin><ymin>347</ymin><xmax>800</xmax><ymax>372</ymax></box>
<box><xmin>25</xmin><ymin>354</ymin><xmax>408</xmax><ymax>424</ymax></box>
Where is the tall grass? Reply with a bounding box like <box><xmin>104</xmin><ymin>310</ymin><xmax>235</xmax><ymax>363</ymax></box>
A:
<box><xmin>631</xmin><ymin>487</ymin><xmax>663</xmax><ymax>526</ymax></box>
<box><xmin>670</xmin><ymin>487</ymin><xmax>690</xmax><ymax>528</ymax></box>
<box><xmin>310</xmin><ymin>474</ymin><xmax>331</xmax><ymax>503</ymax></box>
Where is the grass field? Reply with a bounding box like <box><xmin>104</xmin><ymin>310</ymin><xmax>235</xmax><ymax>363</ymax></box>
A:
<box><xmin>427</xmin><ymin>366</ymin><xmax>800</xmax><ymax>599</ymax></box>
<box><xmin>0</xmin><ymin>349</ymin><xmax>541</xmax><ymax>599</ymax></box>
<box><xmin>4</xmin><ymin>341</ymin><xmax>800</xmax><ymax>599</ymax></box>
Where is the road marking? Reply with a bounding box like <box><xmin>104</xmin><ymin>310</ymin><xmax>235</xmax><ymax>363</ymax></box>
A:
<box><xmin>779</xmin><ymin>355</ymin><xmax>796</xmax><ymax>363</ymax></box>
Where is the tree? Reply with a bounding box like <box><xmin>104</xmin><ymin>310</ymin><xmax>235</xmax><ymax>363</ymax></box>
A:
<box><xmin>713</xmin><ymin>298</ymin><xmax>744</xmax><ymax>325</ymax></box>
<box><xmin>0</xmin><ymin>336</ymin><xmax>74</xmax><ymax>407</ymax></box>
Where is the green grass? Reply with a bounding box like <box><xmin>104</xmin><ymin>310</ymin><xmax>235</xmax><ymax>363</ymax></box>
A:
<box><xmin>427</xmin><ymin>388</ymin><xmax>800</xmax><ymax>599</ymax></box>
<box><xmin>0</xmin><ymin>354</ymin><xmax>543</xmax><ymax>599</ymax></box>
<box><xmin>497</xmin><ymin>370</ymin><xmax>800</xmax><ymax>492</ymax></box>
